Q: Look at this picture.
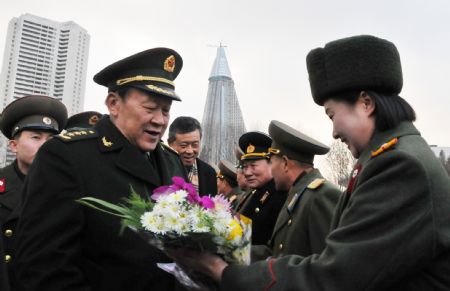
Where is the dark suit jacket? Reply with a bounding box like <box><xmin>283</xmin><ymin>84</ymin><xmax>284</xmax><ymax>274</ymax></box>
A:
<box><xmin>0</xmin><ymin>161</ymin><xmax>24</xmax><ymax>290</ymax></box>
<box><xmin>196</xmin><ymin>158</ymin><xmax>217</xmax><ymax>196</ymax></box>
<box><xmin>14</xmin><ymin>117</ymin><xmax>187</xmax><ymax>291</ymax></box>
<box><xmin>222</xmin><ymin>122</ymin><xmax>450</xmax><ymax>291</ymax></box>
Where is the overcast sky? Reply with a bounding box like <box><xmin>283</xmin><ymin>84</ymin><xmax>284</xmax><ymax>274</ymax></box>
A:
<box><xmin>1</xmin><ymin>0</ymin><xmax>450</xmax><ymax>151</ymax></box>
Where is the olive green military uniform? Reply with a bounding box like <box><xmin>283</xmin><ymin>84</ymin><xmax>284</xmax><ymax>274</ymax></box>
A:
<box><xmin>251</xmin><ymin>120</ymin><xmax>341</xmax><ymax>260</ymax></box>
<box><xmin>0</xmin><ymin>95</ymin><xmax>67</xmax><ymax>290</ymax></box>
<box><xmin>252</xmin><ymin>169</ymin><xmax>340</xmax><ymax>259</ymax></box>
<box><xmin>222</xmin><ymin>122</ymin><xmax>450</xmax><ymax>290</ymax></box>
<box><xmin>220</xmin><ymin>35</ymin><xmax>450</xmax><ymax>291</ymax></box>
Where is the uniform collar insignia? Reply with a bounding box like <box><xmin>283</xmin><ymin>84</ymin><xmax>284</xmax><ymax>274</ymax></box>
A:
<box><xmin>102</xmin><ymin>136</ymin><xmax>113</xmax><ymax>147</ymax></box>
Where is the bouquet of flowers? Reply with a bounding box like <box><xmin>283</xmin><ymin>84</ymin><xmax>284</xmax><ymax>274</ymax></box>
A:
<box><xmin>78</xmin><ymin>176</ymin><xmax>251</xmax><ymax>290</ymax></box>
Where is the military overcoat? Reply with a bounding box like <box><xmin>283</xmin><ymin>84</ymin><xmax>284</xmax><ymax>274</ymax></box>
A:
<box><xmin>14</xmin><ymin>117</ymin><xmax>187</xmax><ymax>291</ymax></box>
<box><xmin>0</xmin><ymin>161</ymin><xmax>24</xmax><ymax>288</ymax></box>
<box><xmin>221</xmin><ymin>122</ymin><xmax>450</xmax><ymax>290</ymax></box>
<box><xmin>252</xmin><ymin>169</ymin><xmax>340</xmax><ymax>260</ymax></box>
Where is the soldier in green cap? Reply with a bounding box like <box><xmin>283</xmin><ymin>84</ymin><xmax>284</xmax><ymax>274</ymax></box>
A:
<box><xmin>235</xmin><ymin>131</ymin><xmax>287</xmax><ymax>245</ymax></box>
<box><xmin>14</xmin><ymin>48</ymin><xmax>188</xmax><ymax>291</ymax></box>
<box><xmin>167</xmin><ymin>35</ymin><xmax>450</xmax><ymax>291</ymax></box>
<box><xmin>64</xmin><ymin>111</ymin><xmax>103</xmax><ymax>131</ymax></box>
<box><xmin>0</xmin><ymin>95</ymin><xmax>67</xmax><ymax>290</ymax></box>
<box><xmin>234</xmin><ymin>147</ymin><xmax>248</xmax><ymax>194</ymax></box>
<box><xmin>251</xmin><ymin>120</ymin><xmax>340</xmax><ymax>259</ymax></box>
<box><xmin>216</xmin><ymin>159</ymin><xmax>242</xmax><ymax>208</ymax></box>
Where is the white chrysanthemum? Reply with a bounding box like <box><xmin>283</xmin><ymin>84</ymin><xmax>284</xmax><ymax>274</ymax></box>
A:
<box><xmin>185</xmin><ymin>206</ymin><xmax>209</xmax><ymax>233</ymax></box>
<box><xmin>141</xmin><ymin>212</ymin><xmax>167</xmax><ymax>234</ymax></box>
<box><xmin>165</xmin><ymin>213</ymin><xmax>184</xmax><ymax>234</ymax></box>
<box><xmin>167</xmin><ymin>190</ymin><xmax>188</xmax><ymax>203</ymax></box>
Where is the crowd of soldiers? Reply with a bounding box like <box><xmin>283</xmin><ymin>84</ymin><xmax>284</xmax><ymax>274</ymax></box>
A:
<box><xmin>0</xmin><ymin>34</ymin><xmax>450</xmax><ymax>291</ymax></box>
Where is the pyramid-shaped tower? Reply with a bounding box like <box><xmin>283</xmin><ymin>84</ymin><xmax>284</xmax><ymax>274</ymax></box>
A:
<box><xmin>200</xmin><ymin>46</ymin><xmax>246</xmax><ymax>166</ymax></box>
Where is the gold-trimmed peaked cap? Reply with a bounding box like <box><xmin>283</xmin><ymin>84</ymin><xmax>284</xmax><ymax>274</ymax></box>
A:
<box><xmin>0</xmin><ymin>95</ymin><xmax>68</xmax><ymax>139</ymax></box>
<box><xmin>94</xmin><ymin>47</ymin><xmax>183</xmax><ymax>101</ymax></box>
<box><xmin>239</xmin><ymin>131</ymin><xmax>272</xmax><ymax>160</ymax></box>
<box><xmin>268</xmin><ymin>120</ymin><xmax>329</xmax><ymax>165</ymax></box>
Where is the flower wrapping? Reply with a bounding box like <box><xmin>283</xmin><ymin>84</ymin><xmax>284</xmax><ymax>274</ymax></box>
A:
<box><xmin>78</xmin><ymin>176</ymin><xmax>251</xmax><ymax>289</ymax></box>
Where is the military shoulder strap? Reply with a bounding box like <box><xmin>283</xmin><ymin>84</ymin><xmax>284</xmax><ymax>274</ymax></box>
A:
<box><xmin>371</xmin><ymin>137</ymin><xmax>398</xmax><ymax>158</ymax></box>
<box><xmin>55</xmin><ymin>129</ymin><xmax>98</xmax><ymax>142</ymax></box>
<box><xmin>307</xmin><ymin>178</ymin><xmax>326</xmax><ymax>190</ymax></box>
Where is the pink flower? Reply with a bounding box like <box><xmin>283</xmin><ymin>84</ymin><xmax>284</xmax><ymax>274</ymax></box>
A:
<box><xmin>199</xmin><ymin>196</ymin><xmax>215</xmax><ymax>209</ymax></box>
<box><xmin>152</xmin><ymin>176</ymin><xmax>200</xmax><ymax>202</ymax></box>
<box><xmin>212</xmin><ymin>195</ymin><xmax>231</xmax><ymax>211</ymax></box>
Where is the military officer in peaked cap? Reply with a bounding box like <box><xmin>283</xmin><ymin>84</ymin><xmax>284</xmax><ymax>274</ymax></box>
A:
<box><xmin>234</xmin><ymin>147</ymin><xmax>248</xmax><ymax>193</ymax></box>
<box><xmin>252</xmin><ymin>120</ymin><xmax>340</xmax><ymax>261</ymax></box>
<box><xmin>14</xmin><ymin>48</ymin><xmax>188</xmax><ymax>291</ymax></box>
<box><xmin>65</xmin><ymin>111</ymin><xmax>103</xmax><ymax>131</ymax></box>
<box><xmin>235</xmin><ymin>131</ymin><xmax>287</xmax><ymax>245</ymax></box>
<box><xmin>170</xmin><ymin>35</ymin><xmax>450</xmax><ymax>290</ymax></box>
<box><xmin>0</xmin><ymin>95</ymin><xmax>67</xmax><ymax>290</ymax></box>
<box><xmin>216</xmin><ymin>160</ymin><xmax>242</xmax><ymax>209</ymax></box>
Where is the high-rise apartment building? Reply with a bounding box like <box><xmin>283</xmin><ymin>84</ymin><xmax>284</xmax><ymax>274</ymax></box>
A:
<box><xmin>0</xmin><ymin>13</ymin><xmax>90</xmax><ymax>166</ymax></box>
<box><xmin>200</xmin><ymin>45</ymin><xmax>246</xmax><ymax>167</ymax></box>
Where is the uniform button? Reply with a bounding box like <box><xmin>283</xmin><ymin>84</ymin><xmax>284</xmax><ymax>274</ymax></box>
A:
<box><xmin>255</xmin><ymin>207</ymin><xmax>260</xmax><ymax>213</ymax></box>
<box><xmin>287</xmin><ymin>219</ymin><xmax>292</xmax><ymax>226</ymax></box>
<box><xmin>5</xmin><ymin>255</ymin><xmax>11</xmax><ymax>263</ymax></box>
<box><xmin>279</xmin><ymin>244</ymin><xmax>283</xmax><ymax>250</ymax></box>
<box><xmin>4</xmin><ymin>229</ymin><xmax>12</xmax><ymax>237</ymax></box>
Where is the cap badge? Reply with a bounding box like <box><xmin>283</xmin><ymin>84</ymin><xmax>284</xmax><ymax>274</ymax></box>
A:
<box><xmin>89</xmin><ymin>115</ymin><xmax>99</xmax><ymax>126</ymax></box>
<box><xmin>247</xmin><ymin>144</ymin><xmax>255</xmax><ymax>153</ymax></box>
<box><xmin>43</xmin><ymin>117</ymin><xmax>52</xmax><ymax>125</ymax></box>
<box><xmin>164</xmin><ymin>55</ymin><xmax>176</xmax><ymax>73</ymax></box>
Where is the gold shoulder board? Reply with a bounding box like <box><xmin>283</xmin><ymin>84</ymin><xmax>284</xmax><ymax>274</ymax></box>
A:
<box><xmin>56</xmin><ymin>130</ymin><xmax>97</xmax><ymax>142</ymax></box>
<box><xmin>307</xmin><ymin>178</ymin><xmax>326</xmax><ymax>190</ymax></box>
<box><xmin>371</xmin><ymin>137</ymin><xmax>398</xmax><ymax>157</ymax></box>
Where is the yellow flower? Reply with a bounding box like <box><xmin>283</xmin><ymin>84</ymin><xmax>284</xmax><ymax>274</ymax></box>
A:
<box><xmin>227</xmin><ymin>219</ymin><xmax>243</xmax><ymax>240</ymax></box>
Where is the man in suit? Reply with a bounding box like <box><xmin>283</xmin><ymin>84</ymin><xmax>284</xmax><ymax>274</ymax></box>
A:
<box><xmin>0</xmin><ymin>95</ymin><xmax>67</xmax><ymax>290</ymax></box>
<box><xmin>14</xmin><ymin>48</ymin><xmax>187</xmax><ymax>291</ymax></box>
<box><xmin>169</xmin><ymin>35</ymin><xmax>450</xmax><ymax>291</ymax></box>
<box><xmin>235</xmin><ymin>131</ymin><xmax>287</xmax><ymax>245</ymax></box>
<box><xmin>252</xmin><ymin>120</ymin><xmax>341</xmax><ymax>259</ymax></box>
<box><xmin>168</xmin><ymin>116</ymin><xmax>217</xmax><ymax>196</ymax></box>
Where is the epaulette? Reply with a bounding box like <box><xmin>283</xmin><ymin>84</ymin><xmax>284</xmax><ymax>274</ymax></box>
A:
<box><xmin>307</xmin><ymin>178</ymin><xmax>326</xmax><ymax>190</ymax></box>
<box><xmin>55</xmin><ymin>129</ymin><xmax>98</xmax><ymax>142</ymax></box>
<box><xmin>160</xmin><ymin>142</ymin><xmax>179</xmax><ymax>155</ymax></box>
<box><xmin>371</xmin><ymin>137</ymin><xmax>398</xmax><ymax>158</ymax></box>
